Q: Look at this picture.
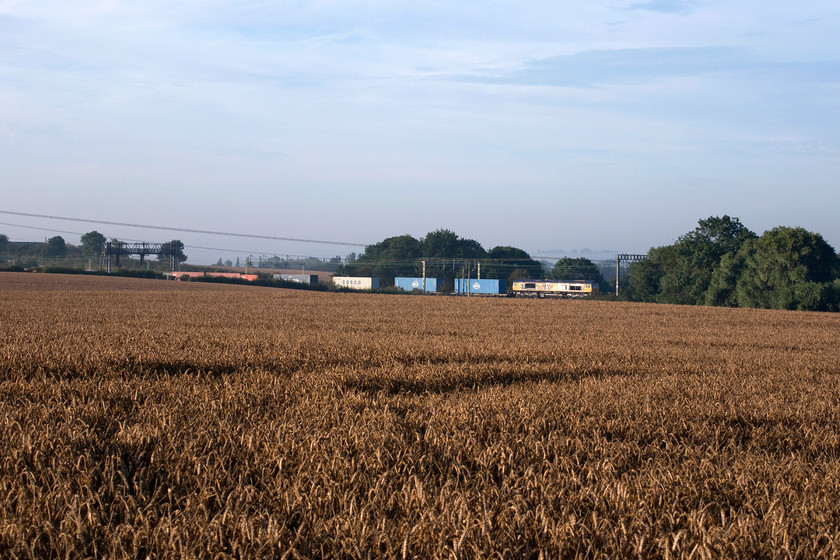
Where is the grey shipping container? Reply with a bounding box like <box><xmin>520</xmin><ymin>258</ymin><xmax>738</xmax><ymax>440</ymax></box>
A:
<box><xmin>454</xmin><ymin>278</ymin><xmax>506</xmax><ymax>295</ymax></box>
<box><xmin>395</xmin><ymin>277</ymin><xmax>442</xmax><ymax>292</ymax></box>
<box><xmin>274</xmin><ymin>274</ymin><xmax>318</xmax><ymax>285</ymax></box>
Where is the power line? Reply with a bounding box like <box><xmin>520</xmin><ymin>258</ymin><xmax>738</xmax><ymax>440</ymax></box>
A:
<box><xmin>0</xmin><ymin>220</ymin><xmax>346</xmax><ymax>261</ymax></box>
<box><xmin>0</xmin><ymin>210</ymin><xmax>368</xmax><ymax>248</ymax></box>
<box><xmin>0</xmin><ymin>221</ymin><xmax>84</xmax><ymax>238</ymax></box>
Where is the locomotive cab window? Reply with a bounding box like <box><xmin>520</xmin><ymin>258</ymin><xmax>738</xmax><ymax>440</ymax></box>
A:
<box><xmin>524</xmin><ymin>283</ymin><xmax>536</xmax><ymax>289</ymax></box>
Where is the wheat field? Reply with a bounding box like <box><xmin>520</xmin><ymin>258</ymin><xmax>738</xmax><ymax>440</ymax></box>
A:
<box><xmin>1</xmin><ymin>272</ymin><xmax>839</xmax><ymax>558</ymax></box>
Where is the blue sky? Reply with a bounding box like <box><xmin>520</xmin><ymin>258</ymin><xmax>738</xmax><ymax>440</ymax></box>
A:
<box><xmin>1</xmin><ymin>1</ymin><xmax>839</xmax><ymax>263</ymax></box>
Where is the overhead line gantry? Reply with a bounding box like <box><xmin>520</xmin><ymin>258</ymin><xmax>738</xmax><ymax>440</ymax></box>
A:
<box><xmin>103</xmin><ymin>241</ymin><xmax>177</xmax><ymax>273</ymax></box>
<box><xmin>615</xmin><ymin>253</ymin><xmax>647</xmax><ymax>297</ymax></box>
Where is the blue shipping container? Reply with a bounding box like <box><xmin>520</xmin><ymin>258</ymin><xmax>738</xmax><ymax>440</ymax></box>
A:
<box><xmin>395</xmin><ymin>277</ymin><xmax>442</xmax><ymax>292</ymax></box>
<box><xmin>454</xmin><ymin>278</ymin><xmax>506</xmax><ymax>295</ymax></box>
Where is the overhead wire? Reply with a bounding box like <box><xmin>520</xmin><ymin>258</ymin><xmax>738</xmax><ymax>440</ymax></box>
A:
<box><xmin>0</xmin><ymin>210</ymin><xmax>368</xmax><ymax>248</ymax></box>
<box><xmin>0</xmin><ymin>220</ymin><xmax>296</xmax><ymax>259</ymax></box>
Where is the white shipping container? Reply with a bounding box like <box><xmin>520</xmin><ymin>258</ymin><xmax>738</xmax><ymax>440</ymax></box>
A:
<box><xmin>332</xmin><ymin>276</ymin><xmax>380</xmax><ymax>290</ymax></box>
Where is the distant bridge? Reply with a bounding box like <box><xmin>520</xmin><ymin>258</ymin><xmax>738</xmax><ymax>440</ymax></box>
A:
<box><xmin>102</xmin><ymin>242</ymin><xmax>177</xmax><ymax>273</ymax></box>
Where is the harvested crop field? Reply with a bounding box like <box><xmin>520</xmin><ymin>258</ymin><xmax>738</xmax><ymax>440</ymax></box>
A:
<box><xmin>1</xmin><ymin>271</ymin><xmax>839</xmax><ymax>558</ymax></box>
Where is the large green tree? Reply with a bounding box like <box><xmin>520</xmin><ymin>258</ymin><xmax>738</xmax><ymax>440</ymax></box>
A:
<box><xmin>421</xmin><ymin>229</ymin><xmax>486</xmax><ymax>284</ymax></box>
<box><xmin>341</xmin><ymin>234</ymin><xmax>424</xmax><ymax>285</ymax></box>
<box><xmin>688</xmin><ymin>215</ymin><xmax>758</xmax><ymax>255</ymax></box>
<box><xmin>80</xmin><ymin>231</ymin><xmax>106</xmax><ymax>257</ymax></box>
<box><xmin>627</xmin><ymin>216</ymin><xmax>756</xmax><ymax>305</ymax></box>
<box><xmin>44</xmin><ymin>236</ymin><xmax>67</xmax><ymax>259</ymax></box>
<box><xmin>422</xmin><ymin>229</ymin><xmax>486</xmax><ymax>259</ymax></box>
<box><xmin>733</xmin><ymin>226</ymin><xmax>840</xmax><ymax>310</ymax></box>
<box><xmin>482</xmin><ymin>246</ymin><xmax>544</xmax><ymax>283</ymax></box>
<box><xmin>0</xmin><ymin>233</ymin><xmax>8</xmax><ymax>259</ymax></box>
<box><xmin>158</xmin><ymin>240</ymin><xmax>187</xmax><ymax>263</ymax></box>
<box><xmin>338</xmin><ymin>229</ymin><xmax>487</xmax><ymax>291</ymax></box>
<box><xmin>704</xmin><ymin>252</ymin><xmax>745</xmax><ymax>307</ymax></box>
<box><xmin>625</xmin><ymin>257</ymin><xmax>665</xmax><ymax>303</ymax></box>
<box><xmin>551</xmin><ymin>257</ymin><xmax>606</xmax><ymax>285</ymax></box>
<box><xmin>663</xmin><ymin>216</ymin><xmax>756</xmax><ymax>305</ymax></box>
<box><xmin>364</xmin><ymin>234</ymin><xmax>423</xmax><ymax>263</ymax></box>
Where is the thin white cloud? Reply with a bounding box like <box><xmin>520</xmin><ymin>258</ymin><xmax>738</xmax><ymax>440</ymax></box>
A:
<box><xmin>455</xmin><ymin>46</ymin><xmax>840</xmax><ymax>90</ymax></box>
<box><xmin>458</xmin><ymin>47</ymin><xmax>745</xmax><ymax>87</ymax></box>
<box><xmin>627</xmin><ymin>0</ymin><xmax>694</xmax><ymax>15</ymax></box>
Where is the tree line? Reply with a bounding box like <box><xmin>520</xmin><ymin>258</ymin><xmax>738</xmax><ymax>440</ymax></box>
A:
<box><xmin>0</xmin><ymin>233</ymin><xmax>75</xmax><ymax>261</ymax></box>
<box><xmin>9</xmin><ymin>219</ymin><xmax>833</xmax><ymax>312</ymax></box>
<box><xmin>0</xmin><ymin>231</ymin><xmax>187</xmax><ymax>268</ymax></box>
<box><xmin>337</xmin><ymin>228</ymin><xmax>608</xmax><ymax>292</ymax></box>
<box><xmin>623</xmin><ymin>216</ymin><xmax>840</xmax><ymax>311</ymax></box>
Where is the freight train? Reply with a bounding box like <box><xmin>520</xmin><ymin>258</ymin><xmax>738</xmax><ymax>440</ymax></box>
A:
<box><xmin>170</xmin><ymin>272</ymin><xmax>598</xmax><ymax>298</ymax></box>
<box><xmin>341</xmin><ymin>276</ymin><xmax>599</xmax><ymax>297</ymax></box>
<box><xmin>397</xmin><ymin>277</ymin><xmax>598</xmax><ymax>297</ymax></box>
